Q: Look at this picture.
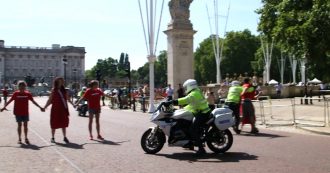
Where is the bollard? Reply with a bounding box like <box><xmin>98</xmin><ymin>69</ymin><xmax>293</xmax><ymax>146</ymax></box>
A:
<box><xmin>133</xmin><ymin>97</ymin><xmax>136</xmax><ymax>112</ymax></box>
<box><xmin>309</xmin><ymin>90</ymin><xmax>313</xmax><ymax>104</ymax></box>
<box><xmin>304</xmin><ymin>96</ymin><xmax>309</xmax><ymax>105</ymax></box>
<box><xmin>142</xmin><ymin>97</ymin><xmax>146</xmax><ymax>113</ymax></box>
<box><xmin>310</xmin><ymin>97</ymin><xmax>313</xmax><ymax>104</ymax></box>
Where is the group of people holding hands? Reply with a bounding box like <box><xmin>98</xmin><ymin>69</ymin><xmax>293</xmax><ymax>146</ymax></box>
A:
<box><xmin>1</xmin><ymin>77</ymin><xmax>110</xmax><ymax>145</ymax></box>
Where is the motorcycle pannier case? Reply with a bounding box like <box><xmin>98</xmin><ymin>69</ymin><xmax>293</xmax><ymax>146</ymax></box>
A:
<box><xmin>212</xmin><ymin>108</ymin><xmax>235</xmax><ymax>130</ymax></box>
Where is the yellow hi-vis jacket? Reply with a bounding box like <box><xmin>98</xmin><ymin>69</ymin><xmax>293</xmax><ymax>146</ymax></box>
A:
<box><xmin>178</xmin><ymin>89</ymin><xmax>210</xmax><ymax>115</ymax></box>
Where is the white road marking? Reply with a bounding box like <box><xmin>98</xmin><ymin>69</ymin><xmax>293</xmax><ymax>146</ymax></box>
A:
<box><xmin>30</xmin><ymin>128</ymin><xmax>85</xmax><ymax>173</ymax></box>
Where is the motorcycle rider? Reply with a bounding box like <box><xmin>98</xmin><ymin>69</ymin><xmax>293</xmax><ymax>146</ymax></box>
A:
<box><xmin>76</xmin><ymin>87</ymin><xmax>87</xmax><ymax>110</ymax></box>
<box><xmin>225</xmin><ymin>81</ymin><xmax>243</xmax><ymax>134</ymax></box>
<box><xmin>165</xmin><ymin>79</ymin><xmax>210</xmax><ymax>155</ymax></box>
<box><xmin>78</xmin><ymin>87</ymin><xmax>87</xmax><ymax>97</ymax></box>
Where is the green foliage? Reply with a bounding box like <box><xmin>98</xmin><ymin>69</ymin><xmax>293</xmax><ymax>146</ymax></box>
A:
<box><xmin>194</xmin><ymin>37</ymin><xmax>217</xmax><ymax>85</ymax></box>
<box><xmin>222</xmin><ymin>30</ymin><xmax>260</xmax><ymax>76</ymax></box>
<box><xmin>257</xmin><ymin>0</ymin><xmax>330</xmax><ymax>81</ymax></box>
<box><xmin>136</xmin><ymin>50</ymin><xmax>168</xmax><ymax>87</ymax></box>
<box><xmin>118</xmin><ymin>53</ymin><xmax>126</xmax><ymax>71</ymax></box>
<box><xmin>155</xmin><ymin>50</ymin><xmax>168</xmax><ymax>87</ymax></box>
<box><xmin>84</xmin><ymin>69</ymin><xmax>94</xmax><ymax>79</ymax></box>
<box><xmin>194</xmin><ymin>30</ymin><xmax>259</xmax><ymax>84</ymax></box>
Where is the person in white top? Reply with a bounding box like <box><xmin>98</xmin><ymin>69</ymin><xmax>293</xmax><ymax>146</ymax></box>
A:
<box><xmin>166</xmin><ymin>84</ymin><xmax>174</xmax><ymax>101</ymax></box>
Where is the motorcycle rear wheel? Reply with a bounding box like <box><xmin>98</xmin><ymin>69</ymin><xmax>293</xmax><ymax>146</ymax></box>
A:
<box><xmin>206</xmin><ymin>128</ymin><xmax>233</xmax><ymax>153</ymax></box>
<box><xmin>141</xmin><ymin>128</ymin><xmax>165</xmax><ymax>154</ymax></box>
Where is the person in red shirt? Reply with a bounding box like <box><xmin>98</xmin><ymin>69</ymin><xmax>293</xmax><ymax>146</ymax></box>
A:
<box><xmin>241</xmin><ymin>78</ymin><xmax>260</xmax><ymax>134</ymax></box>
<box><xmin>75</xmin><ymin>80</ymin><xmax>112</xmax><ymax>140</ymax></box>
<box><xmin>1</xmin><ymin>81</ymin><xmax>44</xmax><ymax>144</ymax></box>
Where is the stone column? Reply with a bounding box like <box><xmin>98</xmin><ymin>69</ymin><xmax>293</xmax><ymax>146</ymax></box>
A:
<box><xmin>164</xmin><ymin>0</ymin><xmax>195</xmax><ymax>99</ymax></box>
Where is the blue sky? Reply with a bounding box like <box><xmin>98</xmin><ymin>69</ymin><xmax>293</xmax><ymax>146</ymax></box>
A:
<box><xmin>0</xmin><ymin>0</ymin><xmax>262</xmax><ymax>70</ymax></box>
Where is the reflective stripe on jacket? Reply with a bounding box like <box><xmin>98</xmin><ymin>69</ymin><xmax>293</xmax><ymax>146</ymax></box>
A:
<box><xmin>178</xmin><ymin>89</ymin><xmax>210</xmax><ymax>115</ymax></box>
<box><xmin>226</xmin><ymin>86</ymin><xmax>243</xmax><ymax>104</ymax></box>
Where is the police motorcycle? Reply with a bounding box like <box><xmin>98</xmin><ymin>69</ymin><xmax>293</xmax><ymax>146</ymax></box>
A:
<box><xmin>140</xmin><ymin>102</ymin><xmax>235</xmax><ymax>154</ymax></box>
<box><xmin>76</xmin><ymin>99</ymin><xmax>88</xmax><ymax>117</ymax></box>
<box><xmin>75</xmin><ymin>87</ymin><xmax>88</xmax><ymax>117</ymax></box>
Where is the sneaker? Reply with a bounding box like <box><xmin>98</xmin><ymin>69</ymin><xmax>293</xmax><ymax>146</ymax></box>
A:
<box><xmin>97</xmin><ymin>135</ymin><xmax>104</xmax><ymax>140</ymax></box>
<box><xmin>25</xmin><ymin>138</ymin><xmax>30</xmax><ymax>145</ymax></box>
<box><xmin>18</xmin><ymin>139</ymin><xmax>22</xmax><ymax>144</ymax></box>
<box><xmin>51</xmin><ymin>138</ymin><xmax>55</xmax><ymax>143</ymax></box>
<box><xmin>63</xmin><ymin>137</ymin><xmax>70</xmax><ymax>143</ymax></box>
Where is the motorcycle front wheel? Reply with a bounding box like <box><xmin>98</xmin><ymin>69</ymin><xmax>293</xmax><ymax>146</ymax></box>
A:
<box><xmin>141</xmin><ymin>128</ymin><xmax>165</xmax><ymax>154</ymax></box>
<box><xmin>206</xmin><ymin>128</ymin><xmax>233</xmax><ymax>154</ymax></box>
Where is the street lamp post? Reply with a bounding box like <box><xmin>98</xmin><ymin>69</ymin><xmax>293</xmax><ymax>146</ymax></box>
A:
<box><xmin>138</xmin><ymin>0</ymin><xmax>165</xmax><ymax>113</ymax></box>
<box><xmin>0</xmin><ymin>72</ymin><xmax>2</xmax><ymax>89</ymax></box>
<box><xmin>62</xmin><ymin>56</ymin><xmax>68</xmax><ymax>85</ymax></box>
<box><xmin>49</xmin><ymin>74</ymin><xmax>54</xmax><ymax>86</ymax></box>
<box><xmin>125</xmin><ymin>61</ymin><xmax>132</xmax><ymax>109</ymax></box>
<box><xmin>73</xmin><ymin>69</ymin><xmax>77</xmax><ymax>89</ymax></box>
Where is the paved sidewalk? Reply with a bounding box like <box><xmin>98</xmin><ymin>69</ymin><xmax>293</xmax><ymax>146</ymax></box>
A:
<box><xmin>252</xmin><ymin>97</ymin><xmax>330</xmax><ymax>136</ymax></box>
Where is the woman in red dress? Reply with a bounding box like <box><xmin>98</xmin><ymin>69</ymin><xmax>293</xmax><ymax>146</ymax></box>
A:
<box><xmin>44</xmin><ymin>77</ymin><xmax>74</xmax><ymax>143</ymax></box>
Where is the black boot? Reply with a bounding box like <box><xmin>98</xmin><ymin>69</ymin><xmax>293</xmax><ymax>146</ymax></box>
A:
<box><xmin>183</xmin><ymin>141</ymin><xmax>194</xmax><ymax>150</ymax></box>
<box><xmin>233</xmin><ymin>126</ymin><xmax>241</xmax><ymax>134</ymax></box>
<box><xmin>251</xmin><ymin>127</ymin><xmax>259</xmax><ymax>134</ymax></box>
<box><xmin>195</xmin><ymin>146</ymin><xmax>206</xmax><ymax>156</ymax></box>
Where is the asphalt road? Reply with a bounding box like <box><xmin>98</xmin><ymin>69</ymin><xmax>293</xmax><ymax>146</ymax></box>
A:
<box><xmin>0</xmin><ymin>97</ymin><xmax>329</xmax><ymax>173</ymax></box>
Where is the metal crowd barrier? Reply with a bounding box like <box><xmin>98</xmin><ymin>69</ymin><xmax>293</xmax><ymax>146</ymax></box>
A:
<box><xmin>324</xmin><ymin>97</ymin><xmax>330</xmax><ymax>127</ymax></box>
<box><xmin>294</xmin><ymin>97</ymin><xmax>327</xmax><ymax>127</ymax></box>
<box><xmin>132</xmin><ymin>97</ymin><xmax>166</xmax><ymax>113</ymax></box>
<box><xmin>255</xmin><ymin>96</ymin><xmax>330</xmax><ymax>127</ymax></box>
<box><xmin>255</xmin><ymin>97</ymin><xmax>295</xmax><ymax>126</ymax></box>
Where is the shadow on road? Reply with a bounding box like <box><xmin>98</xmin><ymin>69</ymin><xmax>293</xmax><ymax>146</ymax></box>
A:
<box><xmin>93</xmin><ymin>139</ymin><xmax>130</xmax><ymax>145</ymax></box>
<box><xmin>0</xmin><ymin>144</ymin><xmax>52</xmax><ymax>150</ymax></box>
<box><xmin>19</xmin><ymin>143</ymin><xmax>53</xmax><ymax>150</ymax></box>
<box><xmin>83</xmin><ymin>139</ymin><xmax>130</xmax><ymax>146</ymax></box>
<box><xmin>55</xmin><ymin>142</ymin><xmax>86</xmax><ymax>149</ymax></box>
<box><xmin>155</xmin><ymin>152</ymin><xmax>258</xmax><ymax>162</ymax></box>
<box><xmin>239</xmin><ymin>132</ymin><xmax>287</xmax><ymax>138</ymax></box>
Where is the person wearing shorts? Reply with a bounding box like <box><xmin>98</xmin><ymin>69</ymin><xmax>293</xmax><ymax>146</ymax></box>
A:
<box><xmin>1</xmin><ymin>81</ymin><xmax>44</xmax><ymax>144</ymax></box>
<box><xmin>75</xmin><ymin>80</ymin><xmax>112</xmax><ymax>140</ymax></box>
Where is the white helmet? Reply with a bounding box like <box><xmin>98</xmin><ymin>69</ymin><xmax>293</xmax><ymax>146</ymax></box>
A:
<box><xmin>231</xmin><ymin>80</ymin><xmax>241</xmax><ymax>86</ymax></box>
<box><xmin>183</xmin><ymin>79</ymin><xmax>198</xmax><ymax>94</ymax></box>
<box><xmin>82</xmin><ymin>87</ymin><xmax>87</xmax><ymax>91</ymax></box>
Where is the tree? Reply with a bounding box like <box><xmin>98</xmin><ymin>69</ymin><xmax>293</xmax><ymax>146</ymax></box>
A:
<box><xmin>87</xmin><ymin>57</ymin><xmax>119</xmax><ymax>80</ymax></box>
<box><xmin>194</xmin><ymin>30</ymin><xmax>259</xmax><ymax>84</ymax></box>
<box><xmin>154</xmin><ymin>51</ymin><xmax>168</xmax><ymax>87</ymax></box>
<box><xmin>257</xmin><ymin>0</ymin><xmax>330</xmax><ymax>81</ymax></box>
<box><xmin>222</xmin><ymin>30</ymin><xmax>260</xmax><ymax>77</ymax></box>
<box><xmin>118</xmin><ymin>53</ymin><xmax>125</xmax><ymax>71</ymax></box>
<box><xmin>136</xmin><ymin>50</ymin><xmax>168</xmax><ymax>87</ymax></box>
<box><xmin>117</xmin><ymin>53</ymin><xmax>130</xmax><ymax>78</ymax></box>
<box><xmin>194</xmin><ymin>36</ymin><xmax>217</xmax><ymax>85</ymax></box>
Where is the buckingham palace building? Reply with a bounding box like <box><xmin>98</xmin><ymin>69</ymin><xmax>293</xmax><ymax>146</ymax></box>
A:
<box><xmin>0</xmin><ymin>40</ymin><xmax>85</xmax><ymax>87</ymax></box>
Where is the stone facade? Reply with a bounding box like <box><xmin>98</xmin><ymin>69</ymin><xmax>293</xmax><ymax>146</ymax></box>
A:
<box><xmin>0</xmin><ymin>40</ymin><xmax>85</xmax><ymax>86</ymax></box>
<box><xmin>165</xmin><ymin>0</ymin><xmax>195</xmax><ymax>98</ymax></box>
